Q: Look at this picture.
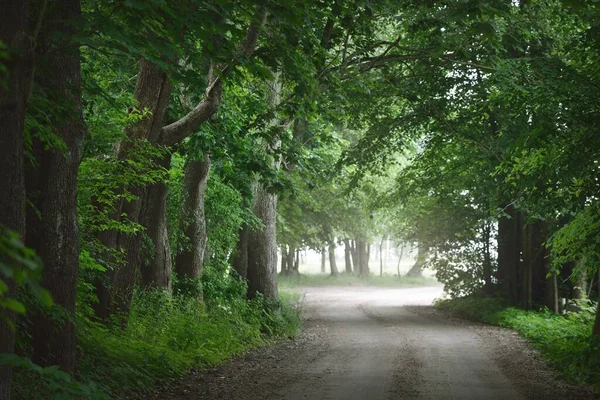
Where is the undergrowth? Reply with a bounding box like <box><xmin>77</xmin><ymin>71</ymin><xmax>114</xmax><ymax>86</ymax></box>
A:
<box><xmin>11</xmin><ymin>273</ymin><xmax>301</xmax><ymax>399</ymax></box>
<box><xmin>435</xmin><ymin>296</ymin><xmax>600</xmax><ymax>387</ymax></box>
<box><xmin>278</xmin><ymin>273</ymin><xmax>439</xmax><ymax>288</ymax></box>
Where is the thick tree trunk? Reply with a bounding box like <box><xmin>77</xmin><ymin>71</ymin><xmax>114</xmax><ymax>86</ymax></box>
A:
<box><xmin>343</xmin><ymin>240</ymin><xmax>353</xmax><ymax>273</ymax></box>
<box><xmin>174</xmin><ymin>157</ymin><xmax>211</xmax><ymax>283</ymax></box>
<box><xmin>94</xmin><ymin>58</ymin><xmax>173</xmax><ymax>321</ymax></box>
<box><xmin>231</xmin><ymin>225</ymin><xmax>248</xmax><ymax>279</ymax></box>
<box><xmin>356</xmin><ymin>236</ymin><xmax>369</xmax><ymax>277</ymax></box>
<box><xmin>140</xmin><ymin>153</ymin><xmax>172</xmax><ymax>290</ymax></box>
<box><xmin>497</xmin><ymin>204</ymin><xmax>522</xmax><ymax>305</ymax></box>
<box><xmin>287</xmin><ymin>246</ymin><xmax>295</xmax><ymax>275</ymax></box>
<box><xmin>406</xmin><ymin>244</ymin><xmax>428</xmax><ymax>278</ymax></box>
<box><xmin>30</xmin><ymin>0</ymin><xmax>86</xmax><ymax>374</ymax></box>
<box><xmin>522</xmin><ymin>223</ymin><xmax>533</xmax><ymax>309</ymax></box>
<box><xmin>0</xmin><ymin>1</ymin><xmax>36</xmax><ymax>395</ymax></box>
<box><xmin>321</xmin><ymin>246</ymin><xmax>326</xmax><ymax>273</ymax></box>
<box><xmin>247</xmin><ymin>184</ymin><xmax>279</xmax><ymax>299</ymax></box>
<box><xmin>294</xmin><ymin>249</ymin><xmax>300</xmax><ymax>271</ymax></box>
<box><xmin>329</xmin><ymin>243</ymin><xmax>339</xmax><ymax>277</ymax></box>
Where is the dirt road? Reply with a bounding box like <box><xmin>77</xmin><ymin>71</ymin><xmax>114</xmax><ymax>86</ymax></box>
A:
<box><xmin>154</xmin><ymin>286</ymin><xmax>598</xmax><ymax>400</ymax></box>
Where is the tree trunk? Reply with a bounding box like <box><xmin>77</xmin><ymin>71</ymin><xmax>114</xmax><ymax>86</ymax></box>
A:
<box><xmin>287</xmin><ymin>246</ymin><xmax>295</xmax><ymax>275</ymax></box>
<box><xmin>30</xmin><ymin>0</ymin><xmax>86</xmax><ymax>374</ymax></box>
<box><xmin>522</xmin><ymin>223</ymin><xmax>533</xmax><ymax>309</ymax></box>
<box><xmin>497</xmin><ymin>204</ymin><xmax>522</xmax><ymax>305</ymax></box>
<box><xmin>329</xmin><ymin>243</ymin><xmax>339</xmax><ymax>277</ymax></box>
<box><xmin>572</xmin><ymin>257</ymin><xmax>588</xmax><ymax>300</ymax></box>
<box><xmin>231</xmin><ymin>224</ymin><xmax>248</xmax><ymax>279</ymax></box>
<box><xmin>174</xmin><ymin>157</ymin><xmax>211</xmax><ymax>284</ymax></box>
<box><xmin>367</xmin><ymin>243</ymin><xmax>371</xmax><ymax>270</ymax></box>
<box><xmin>94</xmin><ymin>58</ymin><xmax>173</xmax><ymax>321</ymax></box>
<box><xmin>406</xmin><ymin>244</ymin><xmax>428</xmax><ymax>278</ymax></box>
<box><xmin>294</xmin><ymin>248</ymin><xmax>300</xmax><ymax>271</ymax></box>
<box><xmin>0</xmin><ymin>1</ymin><xmax>36</xmax><ymax>395</ymax></box>
<box><xmin>140</xmin><ymin>153</ymin><xmax>173</xmax><ymax>290</ymax></box>
<box><xmin>350</xmin><ymin>239</ymin><xmax>358</xmax><ymax>273</ymax></box>
<box><xmin>396</xmin><ymin>245</ymin><xmax>405</xmax><ymax>277</ymax></box>
<box><xmin>530</xmin><ymin>220</ymin><xmax>547</xmax><ymax>306</ymax></box>
<box><xmin>482</xmin><ymin>222</ymin><xmax>493</xmax><ymax>294</ymax></box>
<box><xmin>321</xmin><ymin>246</ymin><xmax>326</xmax><ymax>273</ymax></box>
<box><xmin>546</xmin><ymin>271</ymin><xmax>559</xmax><ymax>314</ymax></box>
<box><xmin>280</xmin><ymin>246</ymin><xmax>288</xmax><ymax>275</ymax></box>
<box><xmin>343</xmin><ymin>240</ymin><xmax>353</xmax><ymax>273</ymax></box>
<box><xmin>356</xmin><ymin>236</ymin><xmax>369</xmax><ymax>277</ymax></box>
<box><xmin>379</xmin><ymin>237</ymin><xmax>384</xmax><ymax>277</ymax></box>
<box><xmin>593</xmin><ymin>272</ymin><xmax>600</xmax><ymax>337</ymax></box>
<box><xmin>247</xmin><ymin>183</ymin><xmax>279</xmax><ymax>299</ymax></box>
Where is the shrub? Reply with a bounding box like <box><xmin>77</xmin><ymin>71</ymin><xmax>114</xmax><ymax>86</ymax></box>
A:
<box><xmin>436</xmin><ymin>296</ymin><xmax>600</xmax><ymax>387</ymax></box>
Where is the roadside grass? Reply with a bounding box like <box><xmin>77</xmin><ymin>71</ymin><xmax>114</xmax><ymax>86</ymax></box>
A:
<box><xmin>435</xmin><ymin>296</ymin><xmax>600</xmax><ymax>387</ymax></box>
<box><xmin>12</xmin><ymin>284</ymin><xmax>302</xmax><ymax>399</ymax></box>
<box><xmin>278</xmin><ymin>273</ymin><xmax>439</xmax><ymax>288</ymax></box>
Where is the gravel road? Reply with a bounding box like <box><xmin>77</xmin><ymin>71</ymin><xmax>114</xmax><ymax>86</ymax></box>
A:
<box><xmin>152</xmin><ymin>285</ymin><xmax>598</xmax><ymax>400</ymax></box>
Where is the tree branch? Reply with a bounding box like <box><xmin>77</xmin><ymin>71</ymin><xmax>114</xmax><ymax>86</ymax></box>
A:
<box><xmin>161</xmin><ymin>5</ymin><xmax>268</xmax><ymax>146</ymax></box>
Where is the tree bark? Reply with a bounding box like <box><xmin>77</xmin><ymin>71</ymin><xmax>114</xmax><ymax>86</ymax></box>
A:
<box><xmin>593</xmin><ymin>272</ymin><xmax>600</xmax><ymax>337</ymax></box>
<box><xmin>329</xmin><ymin>243</ymin><xmax>339</xmax><ymax>277</ymax></box>
<box><xmin>174</xmin><ymin>157</ymin><xmax>211</xmax><ymax>283</ymax></box>
<box><xmin>321</xmin><ymin>246</ymin><xmax>326</xmax><ymax>273</ymax></box>
<box><xmin>546</xmin><ymin>271</ymin><xmax>559</xmax><ymax>314</ymax></box>
<box><xmin>356</xmin><ymin>236</ymin><xmax>369</xmax><ymax>277</ymax></box>
<box><xmin>482</xmin><ymin>222</ymin><xmax>493</xmax><ymax>294</ymax></box>
<box><xmin>343</xmin><ymin>240</ymin><xmax>353</xmax><ymax>273</ymax></box>
<box><xmin>497</xmin><ymin>204</ymin><xmax>522</xmax><ymax>305</ymax></box>
<box><xmin>530</xmin><ymin>220</ymin><xmax>547</xmax><ymax>306</ymax></box>
<box><xmin>94</xmin><ymin>57</ymin><xmax>174</xmax><ymax>321</ymax></box>
<box><xmin>406</xmin><ymin>244</ymin><xmax>428</xmax><ymax>277</ymax></box>
<box><xmin>247</xmin><ymin>183</ymin><xmax>279</xmax><ymax>300</ymax></box>
<box><xmin>0</xmin><ymin>1</ymin><xmax>37</xmax><ymax>395</ymax></box>
<box><xmin>379</xmin><ymin>237</ymin><xmax>384</xmax><ymax>277</ymax></box>
<box><xmin>30</xmin><ymin>0</ymin><xmax>86</xmax><ymax>374</ymax></box>
<box><xmin>396</xmin><ymin>245</ymin><xmax>405</xmax><ymax>277</ymax></box>
<box><xmin>572</xmin><ymin>257</ymin><xmax>588</xmax><ymax>300</ymax></box>
<box><xmin>231</xmin><ymin>224</ymin><xmax>248</xmax><ymax>279</ymax></box>
<box><xmin>280</xmin><ymin>246</ymin><xmax>288</xmax><ymax>275</ymax></box>
<box><xmin>522</xmin><ymin>223</ymin><xmax>533</xmax><ymax>309</ymax></box>
<box><xmin>140</xmin><ymin>153</ymin><xmax>173</xmax><ymax>290</ymax></box>
<box><xmin>350</xmin><ymin>240</ymin><xmax>358</xmax><ymax>274</ymax></box>
<box><xmin>287</xmin><ymin>246</ymin><xmax>296</xmax><ymax>274</ymax></box>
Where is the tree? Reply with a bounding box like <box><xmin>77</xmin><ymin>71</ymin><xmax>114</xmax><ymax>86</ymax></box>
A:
<box><xmin>28</xmin><ymin>0</ymin><xmax>87</xmax><ymax>374</ymax></box>
<box><xmin>0</xmin><ymin>1</ymin><xmax>39</xmax><ymax>396</ymax></box>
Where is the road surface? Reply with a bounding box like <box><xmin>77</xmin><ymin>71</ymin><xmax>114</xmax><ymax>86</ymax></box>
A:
<box><xmin>154</xmin><ymin>285</ymin><xmax>597</xmax><ymax>400</ymax></box>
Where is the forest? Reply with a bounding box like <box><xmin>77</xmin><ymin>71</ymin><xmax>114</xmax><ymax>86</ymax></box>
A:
<box><xmin>1</xmin><ymin>0</ymin><xmax>600</xmax><ymax>399</ymax></box>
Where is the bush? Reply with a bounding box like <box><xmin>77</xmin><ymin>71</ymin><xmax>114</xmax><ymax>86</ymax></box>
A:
<box><xmin>435</xmin><ymin>296</ymin><xmax>600</xmax><ymax>387</ymax></box>
<box><xmin>12</xmin><ymin>274</ymin><xmax>302</xmax><ymax>399</ymax></box>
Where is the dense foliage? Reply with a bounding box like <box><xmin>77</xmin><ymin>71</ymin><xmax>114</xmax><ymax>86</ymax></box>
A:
<box><xmin>1</xmin><ymin>0</ymin><xmax>600</xmax><ymax>398</ymax></box>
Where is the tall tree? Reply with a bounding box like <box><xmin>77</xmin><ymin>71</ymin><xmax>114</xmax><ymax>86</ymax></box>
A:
<box><xmin>0</xmin><ymin>1</ymin><xmax>39</xmax><ymax>396</ymax></box>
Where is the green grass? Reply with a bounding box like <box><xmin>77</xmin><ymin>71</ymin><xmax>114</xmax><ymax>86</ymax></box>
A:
<box><xmin>278</xmin><ymin>272</ymin><xmax>439</xmax><ymax>288</ymax></box>
<box><xmin>12</xmin><ymin>285</ymin><xmax>302</xmax><ymax>399</ymax></box>
<box><xmin>435</xmin><ymin>296</ymin><xmax>600</xmax><ymax>387</ymax></box>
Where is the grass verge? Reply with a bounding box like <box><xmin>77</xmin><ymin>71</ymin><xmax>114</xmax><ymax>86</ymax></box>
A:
<box><xmin>435</xmin><ymin>296</ymin><xmax>600</xmax><ymax>387</ymax></box>
<box><xmin>11</xmin><ymin>285</ymin><xmax>302</xmax><ymax>399</ymax></box>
